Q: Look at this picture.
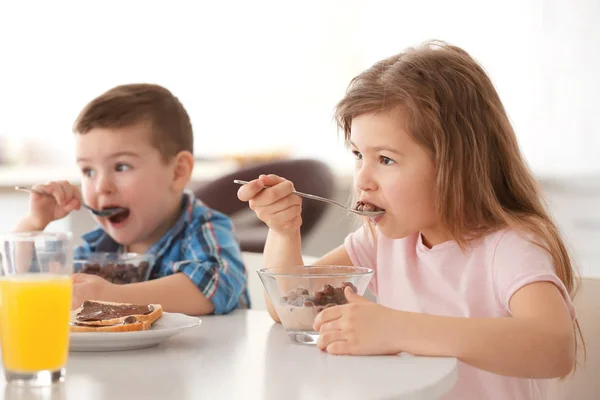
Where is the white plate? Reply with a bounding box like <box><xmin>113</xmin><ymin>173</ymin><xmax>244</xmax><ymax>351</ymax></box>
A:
<box><xmin>69</xmin><ymin>312</ymin><xmax>201</xmax><ymax>352</ymax></box>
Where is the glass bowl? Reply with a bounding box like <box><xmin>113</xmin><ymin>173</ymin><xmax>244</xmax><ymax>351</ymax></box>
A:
<box><xmin>73</xmin><ymin>252</ymin><xmax>155</xmax><ymax>284</ymax></box>
<box><xmin>257</xmin><ymin>265</ymin><xmax>373</xmax><ymax>345</ymax></box>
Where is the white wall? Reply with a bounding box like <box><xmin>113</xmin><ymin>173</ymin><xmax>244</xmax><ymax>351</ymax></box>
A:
<box><xmin>540</xmin><ymin>0</ymin><xmax>600</xmax><ymax>176</ymax></box>
<box><xmin>354</xmin><ymin>0</ymin><xmax>600</xmax><ymax>177</ymax></box>
<box><xmin>0</xmin><ymin>0</ymin><xmax>599</xmax><ymax>276</ymax></box>
<box><xmin>0</xmin><ymin>0</ymin><xmax>359</xmax><ymax>165</ymax></box>
<box><xmin>0</xmin><ymin>0</ymin><xmax>598</xmax><ymax>176</ymax></box>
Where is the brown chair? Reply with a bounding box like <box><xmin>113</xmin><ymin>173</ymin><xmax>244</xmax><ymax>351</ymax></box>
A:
<box><xmin>192</xmin><ymin>158</ymin><xmax>334</xmax><ymax>252</ymax></box>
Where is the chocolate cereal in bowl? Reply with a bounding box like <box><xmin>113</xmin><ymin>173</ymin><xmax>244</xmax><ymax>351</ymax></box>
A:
<box><xmin>257</xmin><ymin>266</ymin><xmax>373</xmax><ymax>344</ymax></box>
<box><xmin>74</xmin><ymin>253</ymin><xmax>155</xmax><ymax>284</ymax></box>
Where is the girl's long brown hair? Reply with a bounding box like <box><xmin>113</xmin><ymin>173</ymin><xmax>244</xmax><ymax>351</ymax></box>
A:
<box><xmin>335</xmin><ymin>40</ymin><xmax>584</xmax><ymax>370</ymax></box>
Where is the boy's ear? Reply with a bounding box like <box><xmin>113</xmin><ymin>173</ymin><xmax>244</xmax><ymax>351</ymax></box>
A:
<box><xmin>171</xmin><ymin>151</ymin><xmax>194</xmax><ymax>192</ymax></box>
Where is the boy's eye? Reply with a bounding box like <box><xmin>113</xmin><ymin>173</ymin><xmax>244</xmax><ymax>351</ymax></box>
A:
<box><xmin>115</xmin><ymin>163</ymin><xmax>131</xmax><ymax>172</ymax></box>
<box><xmin>352</xmin><ymin>150</ymin><xmax>363</xmax><ymax>160</ymax></box>
<box><xmin>82</xmin><ymin>168</ymin><xmax>96</xmax><ymax>178</ymax></box>
<box><xmin>380</xmin><ymin>156</ymin><xmax>396</xmax><ymax>166</ymax></box>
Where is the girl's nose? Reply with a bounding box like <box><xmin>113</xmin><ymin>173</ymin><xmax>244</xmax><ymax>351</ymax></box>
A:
<box><xmin>354</xmin><ymin>163</ymin><xmax>378</xmax><ymax>192</ymax></box>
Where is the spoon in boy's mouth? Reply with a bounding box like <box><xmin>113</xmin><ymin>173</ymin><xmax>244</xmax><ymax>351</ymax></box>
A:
<box><xmin>15</xmin><ymin>186</ymin><xmax>127</xmax><ymax>218</ymax></box>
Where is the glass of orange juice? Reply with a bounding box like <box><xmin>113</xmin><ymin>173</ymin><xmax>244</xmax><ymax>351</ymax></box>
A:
<box><xmin>0</xmin><ymin>232</ymin><xmax>72</xmax><ymax>386</ymax></box>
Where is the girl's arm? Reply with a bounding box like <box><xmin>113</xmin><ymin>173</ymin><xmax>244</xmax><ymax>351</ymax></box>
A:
<box><xmin>262</xmin><ymin>229</ymin><xmax>303</xmax><ymax>322</ymax></box>
<box><xmin>264</xmin><ymin>241</ymin><xmax>353</xmax><ymax>322</ymax></box>
<box><xmin>397</xmin><ymin>281</ymin><xmax>575</xmax><ymax>378</ymax></box>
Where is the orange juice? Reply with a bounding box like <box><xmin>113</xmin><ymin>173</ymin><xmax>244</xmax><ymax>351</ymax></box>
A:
<box><xmin>0</xmin><ymin>274</ymin><xmax>72</xmax><ymax>372</ymax></box>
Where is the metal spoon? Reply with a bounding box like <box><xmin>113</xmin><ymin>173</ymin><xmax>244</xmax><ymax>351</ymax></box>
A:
<box><xmin>15</xmin><ymin>186</ymin><xmax>127</xmax><ymax>218</ymax></box>
<box><xmin>233</xmin><ymin>180</ymin><xmax>385</xmax><ymax>218</ymax></box>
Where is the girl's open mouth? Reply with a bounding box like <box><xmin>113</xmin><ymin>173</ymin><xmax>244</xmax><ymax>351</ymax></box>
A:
<box><xmin>354</xmin><ymin>200</ymin><xmax>385</xmax><ymax>213</ymax></box>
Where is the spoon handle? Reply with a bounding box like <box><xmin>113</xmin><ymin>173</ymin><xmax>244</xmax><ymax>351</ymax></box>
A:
<box><xmin>233</xmin><ymin>180</ymin><xmax>348</xmax><ymax>210</ymax></box>
<box><xmin>15</xmin><ymin>186</ymin><xmax>52</xmax><ymax>197</ymax></box>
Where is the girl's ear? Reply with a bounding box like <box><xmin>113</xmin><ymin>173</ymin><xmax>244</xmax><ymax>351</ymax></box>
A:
<box><xmin>171</xmin><ymin>151</ymin><xmax>194</xmax><ymax>192</ymax></box>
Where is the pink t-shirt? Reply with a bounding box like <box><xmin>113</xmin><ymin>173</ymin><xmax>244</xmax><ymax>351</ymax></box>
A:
<box><xmin>344</xmin><ymin>227</ymin><xmax>575</xmax><ymax>400</ymax></box>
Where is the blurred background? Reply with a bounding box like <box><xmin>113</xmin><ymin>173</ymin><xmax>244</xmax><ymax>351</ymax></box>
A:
<box><xmin>0</xmin><ymin>0</ymin><xmax>598</xmax><ymax>274</ymax></box>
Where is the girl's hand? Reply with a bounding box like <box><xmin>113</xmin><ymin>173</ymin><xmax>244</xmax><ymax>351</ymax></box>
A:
<box><xmin>314</xmin><ymin>287</ymin><xmax>404</xmax><ymax>355</ymax></box>
<box><xmin>237</xmin><ymin>174</ymin><xmax>302</xmax><ymax>236</ymax></box>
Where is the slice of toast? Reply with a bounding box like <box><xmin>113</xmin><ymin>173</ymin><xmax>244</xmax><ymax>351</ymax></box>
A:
<box><xmin>70</xmin><ymin>316</ymin><xmax>151</xmax><ymax>333</ymax></box>
<box><xmin>71</xmin><ymin>300</ymin><xmax>163</xmax><ymax>329</ymax></box>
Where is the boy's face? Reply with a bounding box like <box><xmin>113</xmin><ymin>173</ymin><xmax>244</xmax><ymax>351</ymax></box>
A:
<box><xmin>75</xmin><ymin>123</ymin><xmax>181</xmax><ymax>250</ymax></box>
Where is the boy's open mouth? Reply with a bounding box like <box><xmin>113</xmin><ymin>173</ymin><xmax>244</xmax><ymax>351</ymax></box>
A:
<box><xmin>107</xmin><ymin>208</ymin><xmax>130</xmax><ymax>224</ymax></box>
<box><xmin>354</xmin><ymin>200</ymin><xmax>385</xmax><ymax>213</ymax></box>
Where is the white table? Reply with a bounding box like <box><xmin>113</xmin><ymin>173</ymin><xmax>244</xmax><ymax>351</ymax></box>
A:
<box><xmin>0</xmin><ymin>311</ymin><xmax>457</xmax><ymax>400</ymax></box>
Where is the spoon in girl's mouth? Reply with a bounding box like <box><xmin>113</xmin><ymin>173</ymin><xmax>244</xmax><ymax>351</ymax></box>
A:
<box><xmin>15</xmin><ymin>186</ymin><xmax>127</xmax><ymax>218</ymax></box>
<box><xmin>233</xmin><ymin>180</ymin><xmax>385</xmax><ymax>217</ymax></box>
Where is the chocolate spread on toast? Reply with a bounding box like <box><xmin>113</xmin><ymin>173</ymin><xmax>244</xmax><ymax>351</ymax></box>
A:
<box><xmin>76</xmin><ymin>301</ymin><xmax>154</xmax><ymax>321</ymax></box>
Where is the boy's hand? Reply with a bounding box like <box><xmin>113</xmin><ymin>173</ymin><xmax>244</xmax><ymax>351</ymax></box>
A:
<box><xmin>237</xmin><ymin>174</ymin><xmax>302</xmax><ymax>236</ymax></box>
<box><xmin>313</xmin><ymin>287</ymin><xmax>403</xmax><ymax>356</ymax></box>
<box><xmin>72</xmin><ymin>273</ymin><xmax>116</xmax><ymax>309</ymax></box>
<box><xmin>24</xmin><ymin>181</ymin><xmax>82</xmax><ymax>230</ymax></box>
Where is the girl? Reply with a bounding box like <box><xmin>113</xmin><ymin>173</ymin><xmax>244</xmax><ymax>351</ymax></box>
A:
<box><xmin>237</xmin><ymin>41</ymin><xmax>582</xmax><ymax>400</ymax></box>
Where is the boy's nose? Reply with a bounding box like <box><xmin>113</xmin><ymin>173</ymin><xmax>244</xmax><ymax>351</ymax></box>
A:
<box><xmin>95</xmin><ymin>174</ymin><xmax>116</xmax><ymax>195</ymax></box>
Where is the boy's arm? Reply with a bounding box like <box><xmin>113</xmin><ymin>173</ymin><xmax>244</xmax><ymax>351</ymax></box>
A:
<box><xmin>124</xmin><ymin>211</ymin><xmax>246</xmax><ymax>315</ymax></box>
<box><xmin>15</xmin><ymin>215</ymin><xmax>48</xmax><ymax>232</ymax></box>
<box><xmin>105</xmin><ymin>274</ymin><xmax>215</xmax><ymax>315</ymax></box>
<box><xmin>72</xmin><ymin>211</ymin><xmax>246</xmax><ymax>315</ymax></box>
<box><xmin>165</xmin><ymin>210</ymin><xmax>247</xmax><ymax>315</ymax></box>
<box><xmin>73</xmin><ymin>245</ymin><xmax>239</xmax><ymax>315</ymax></box>
<box><xmin>176</xmin><ymin>211</ymin><xmax>247</xmax><ymax>315</ymax></box>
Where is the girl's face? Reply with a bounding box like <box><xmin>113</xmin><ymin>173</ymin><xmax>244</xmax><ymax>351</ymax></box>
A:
<box><xmin>350</xmin><ymin>111</ymin><xmax>450</xmax><ymax>246</ymax></box>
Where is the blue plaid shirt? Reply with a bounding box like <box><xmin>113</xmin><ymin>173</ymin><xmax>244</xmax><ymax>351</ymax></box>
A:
<box><xmin>73</xmin><ymin>189</ymin><xmax>249</xmax><ymax>314</ymax></box>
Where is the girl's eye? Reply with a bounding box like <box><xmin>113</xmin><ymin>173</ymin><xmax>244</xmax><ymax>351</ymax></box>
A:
<box><xmin>82</xmin><ymin>168</ymin><xmax>95</xmax><ymax>178</ymax></box>
<box><xmin>380</xmin><ymin>156</ymin><xmax>396</xmax><ymax>166</ymax></box>
<box><xmin>352</xmin><ymin>150</ymin><xmax>363</xmax><ymax>160</ymax></box>
<box><xmin>115</xmin><ymin>163</ymin><xmax>131</xmax><ymax>172</ymax></box>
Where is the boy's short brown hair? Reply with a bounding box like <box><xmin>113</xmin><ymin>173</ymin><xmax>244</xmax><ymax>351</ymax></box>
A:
<box><xmin>73</xmin><ymin>83</ymin><xmax>193</xmax><ymax>159</ymax></box>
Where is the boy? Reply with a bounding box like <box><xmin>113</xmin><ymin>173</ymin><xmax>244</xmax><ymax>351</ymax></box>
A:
<box><xmin>15</xmin><ymin>83</ymin><xmax>249</xmax><ymax>315</ymax></box>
